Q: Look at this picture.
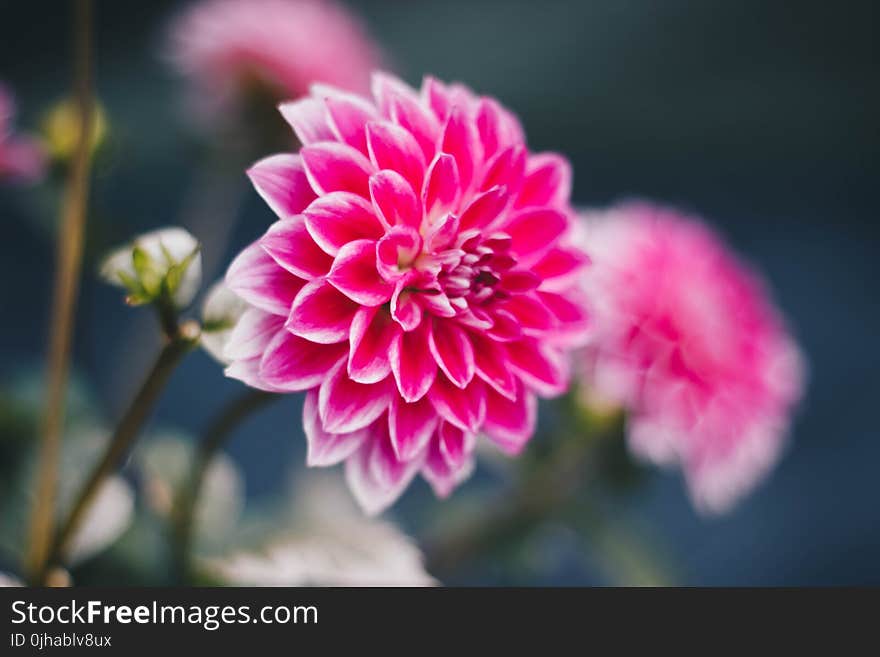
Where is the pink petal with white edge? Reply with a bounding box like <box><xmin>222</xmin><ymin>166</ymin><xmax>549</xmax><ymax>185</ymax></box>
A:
<box><xmin>303</xmin><ymin>192</ymin><xmax>383</xmax><ymax>256</ymax></box>
<box><xmin>427</xmin><ymin>374</ymin><xmax>486</xmax><ymax>432</ymax></box>
<box><xmin>502</xmin><ymin>293</ymin><xmax>557</xmax><ymax>334</ymax></box>
<box><xmin>319</xmin><ymin>361</ymin><xmax>394</xmax><ymax>434</ymax></box>
<box><xmin>278</xmin><ymin>97</ymin><xmax>335</xmax><ymax>145</ymax></box>
<box><xmin>422</xmin><ymin>153</ymin><xmax>460</xmax><ymax>221</ymax></box>
<box><xmin>348</xmin><ymin>306</ymin><xmax>399</xmax><ymax>384</ymax></box>
<box><xmin>313</xmin><ymin>85</ymin><xmax>377</xmax><ymax>155</ymax></box>
<box><xmin>259</xmin><ymin>329</ymin><xmax>347</xmax><ymax>391</ymax></box>
<box><xmin>388</xmin><ymin>89</ymin><xmax>440</xmax><ymax>161</ymax></box>
<box><xmin>391</xmin><ymin>278</ymin><xmax>423</xmax><ymax>331</ymax></box>
<box><xmin>483</xmin><ymin>382</ymin><xmax>537</xmax><ymax>455</ymax></box>
<box><xmin>428</xmin><ymin>319</ymin><xmax>475</xmax><ymax>388</ymax></box>
<box><xmin>247</xmin><ymin>154</ymin><xmax>316</xmax><ymax>219</ymax></box>
<box><xmin>366</xmin><ymin>121</ymin><xmax>426</xmax><ymax>193</ymax></box>
<box><xmin>476</xmin><ymin>97</ymin><xmax>520</xmax><ymax>159</ymax></box>
<box><xmin>224</xmin><ymin>357</ymin><xmax>288</xmax><ymax>393</ymax></box>
<box><xmin>515</xmin><ymin>153</ymin><xmax>572</xmax><ymax>210</ymax></box>
<box><xmin>504</xmin><ymin>207</ymin><xmax>568</xmax><ymax>266</ymax></box>
<box><xmin>369</xmin><ymin>170</ymin><xmax>421</xmax><ymax>229</ymax></box>
<box><xmin>506</xmin><ymin>338</ymin><xmax>570</xmax><ymax>397</ymax></box>
<box><xmin>438</xmin><ymin>422</ymin><xmax>474</xmax><ymax>469</ymax></box>
<box><xmin>422</xmin><ymin>431</ymin><xmax>475</xmax><ymax>498</ymax></box>
<box><xmin>439</xmin><ymin>105</ymin><xmax>482</xmax><ymax>192</ymax></box>
<box><xmin>422</xmin><ymin>75</ymin><xmax>452</xmax><ymax>122</ymax></box>
<box><xmin>469</xmin><ymin>332</ymin><xmax>517</xmax><ymax>401</ymax></box>
<box><xmin>539</xmin><ymin>290</ymin><xmax>591</xmax><ymax>346</ymax></box>
<box><xmin>224</xmin><ymin>308</ymin><xmax>284</xmax><ymax>361</ymax></box>
<box><xmin>389</xmin><ymin>395</ymin><xmax>439</xmax><ymax>461</ymax></box>
<box><xmin>371</xmin><ymin>72</ymin><xmax>419</xmax><ymax>120</ymax></box>
<box><xmin>327</xmin><ymin>239</ymin><xmax>393</xmax><ymax>306</ymax></box>
<box><xmin>260</xmin><ymin>216</ymin><xmax>333</xmax><ymax>279</ymax></box>
<box><xmin>458</xmin><ymin>185</ymin><xmax>509</xmax><ymax>231</ymax></box>
<box><xmin>303</xmin><ymin>389</ymin><xmax>366</xmax><ymax>467</ymax></box>
<box><xmin>300</xmin><ymin>141</ymin><xmax>375</xmax><ymax>198</ymax></box>
<box><xmin>376</xmin><ymin>226</ymin><xmax>422</xmax><ymax>282</ymax></box>
<box><xmin>481</xmin><ymin>145</ymin><xmax>526</xmax><ymax>198</ymax></box>
<box><xmin>286</xmin><ymin>279</ymin><xmax>359</xmax><ymax>344</ymax></box>
<box><xmin>533</xmin><ymin>246</ymin><xmax>590</xmax><ymax>291</ymax></box>
<box><xmin>389</xmin><ymin>318</ymin><xmax>436</xmax><ymax>402</ymax></box>
<box><xmin>226</xmin><ymin>243</ymin><xmax>306</xmax><ymax>316</ymax></box>
<box><xmin>345</xmin><ymin>426</ymin><xmax>423</xmax><ymax>515</ymax></box>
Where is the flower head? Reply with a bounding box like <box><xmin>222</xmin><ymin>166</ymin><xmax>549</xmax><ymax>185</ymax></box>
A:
<box><xmin>224</xmin><ymin>73</ymin><xmax>590</xmax><ymax>513</ymax></box>
<box><xmin>0</xmin><ymin>83</ymin><xmax>46</xmax><ymax>184</ymax></box>
<box><xmin>578</xmin><ymin>202</ymin><xmax>805</xmax><ymax>513</ymax></box>
<box><xmin>166</xmin><ymin>0</ymin><xmax>383</xmax><ymax>122</ymax></box>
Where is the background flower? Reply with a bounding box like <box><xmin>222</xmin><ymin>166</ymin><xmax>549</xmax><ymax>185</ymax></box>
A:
<box><xmin>0</xmin><ymin>83</ymin><xmax>45</xmax><ymax>184</ymax></box>
<box><xmin>223</xmin><ymin>73</ymin><xmax>590</xmax><ymax>513</ymax></box>
<box><xmin>578</xmin><ymin>202</ymin><xmax>805</xmax><ymax>513</ymax></box>
<box><xmin>166</xmin><ymin>0</ymin><xmax>383</xmax><ymax>123</ymax></box>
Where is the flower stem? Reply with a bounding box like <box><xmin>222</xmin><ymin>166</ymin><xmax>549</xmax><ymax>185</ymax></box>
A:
<box><xmin>43</xmin><ymin>321</ymin><xmax>200</xmax><ymax>579</ymax></box>
<box><xmin>25</xmin><ymin>0</ymin><xmax>95</xmax><ymax>583</ymax></box>
<box><xmin>171</xmin><ymin>389</ymin><xmax>279</xmax><ymax>582</ymax></box>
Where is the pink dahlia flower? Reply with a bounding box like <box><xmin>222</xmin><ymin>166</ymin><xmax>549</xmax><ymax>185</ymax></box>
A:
<box><xmin>224</xmin><ymin>73</ymin><xmax>590</xmax><ymax>513</ymax></box>
<box><xmin>579</xmin><ymin>203</ymin><xmax>805</xmax><ymax>513</ymax></box>
<box><xmin>166</xmin><ymin>0</ymin><xmax>383</xmax><ymax>120</ymax></box>
<box><xmin>0</xmin><ymin>84</ymin><xmax>45</xmax><ymax>184</ymax></box>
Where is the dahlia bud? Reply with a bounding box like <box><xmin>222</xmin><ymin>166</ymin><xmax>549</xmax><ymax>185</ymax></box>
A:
<box><xmin>200</xmin><ymin>280</ymin><xmax>248</xmax><ymax>364</ymax></box>
<box><xmin>100</xmin><ymin>227</ymin><xmax>202</xmax><ymax>309</ymax></box>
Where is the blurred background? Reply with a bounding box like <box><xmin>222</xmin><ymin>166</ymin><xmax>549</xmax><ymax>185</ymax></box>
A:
<box><xmin>1</xmin><ymin>0</ymin><xmax>878</xmax><ymax>585</ymax></box>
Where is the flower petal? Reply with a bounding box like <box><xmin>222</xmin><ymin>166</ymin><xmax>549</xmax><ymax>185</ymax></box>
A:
<box><xmin>389</xmin><ymin>395</ymin><xmax>438</xmax><ymax>461</ymax></box>
<box><xmin>388</xmin><ymin>88</ymin><xmax>440</xmax><ymax>161</ymax></box>
<box><xmin>533</xmin><ymin>246</ymin><xmax>590</xmax><ymax>291</ymax></box>
<box><xmin>319</xmin><ymin>361</ymin><xmax>394</xmax><ymax>434</ymax></box>
<box><xmin>376</xmin><ymin>226</ymin><xmax>422</xmax><ymax>281</ymax></box>
<box><xmin>224</xmin><ymin>357</ymin><xmax>287</xmax><ymax>392</ymax></box>
<box><xmin>327</xmin><ymin>239</ymin><xmax>393</xmax><ymax>306</ymax></box>
<box><xmin>259</xmin><ymin>330</ymin><xmax>347</xmax><ymax>391</ymax></box>
<box><xmin>422</xmin><ymin>153</ymin><xmax>460</xmax><ymax>221</ymax></box>
<box><xmin>391</xmin><ymin>278</ymin><xmax>423</xmax><ymax>331</ymax></box>
<box><xmin>369</xmin><ymin>169</ymin><xmax>421</xmax><ymax>229</ymax></box>
<box><xmin>224</xmin><ymin>308</ymin><xmax>284</xmax><ymax>361</ymax></box>
<box><xmin>348</xmin><ymin>306</ymin><xmax>399</xmax><ymax>384</ymax></box>
<box><xmin>483</xmin><ymin>382</ymin><xmax>537</xmax><ymax>455</ymax></box>
<box><xmin>345</xmin><ymin>424</ymin><xmax>422</xmax><ymax>515</ymax></box>
<box><xmin>439</xmin><ymin>105</ymin><xmax>482</xmax><ymax>191</ymax></box>
<box><xmin>469</xmin><ymin>332</ymin><xmax>517</xmax><ymax>401</ymax></box>
<box><xmin>260</xmin><ymin>216</ymin><xmax>333</xmax><ymax>279</ymax></box>
<box><xmin>286</xmin><ymin>279</ymin><xmax>359</xmax><ymax>344</ymax></box>
<box><xmin>315</xmin><ymin>85</ymin><xmax>377</xmax><ymax>155</ymax></box>
<box><xmin>303</xmin><ymin>389</ymin><xmax>366</xmax><ymax>467</ymax></box>
<box><xmin>515</xmin><ymin>153</ymin><xmax>572</xmax><ymax>210</ymax></box>
<box><xmin>303</xmin><ymin>192</ymin><xmax>384</xmax><ymax>256</ymax></box>
<box><xmin>427</xmin><ymin>374</ymin><xmax>485</xmax><ymax>432</ymax></box>
<box><xmin>300</xmin><ymin>141</ymin><xmax>375</xmax><ymax>198</ymax></box>
<box><xmin>506</xmin><ymin>338</ymin><xmax>569</xmax><ymax>397</ymax></box>
<box><xmin>278</xmin><ymin>97</ymin><xmax>335</xmax><ymax>145</ymax></box>
<box><xmin>226</xmin><ymin>243</ymin><xmax>306</xmax><ymax>316</ymax></box>
<box><xmin>504</xmin><ymin>207</ymin><xmax>568</xmax><ymax>266</ymax></box>
<box><xmin>458</xmin><ymin>185</ymin><xmax>509</xmax><ymax>231</ymax></box>
<box><xmin>428</xmin><ymin>319</ymin><xmax>475</xmax><ymax>388</ymax></box>
<box><xmin>247</xmin><ymin>154</ymin><xmax>316</xmax><ymax>219</ymax></box>
<box><xmin>389</xmin><ymin>318</ymin><xmax>436</xmax><ymax>402</ymax></box>
<box><xmin>366</xmin><ymin>121</ymin><xmax>426</xmax><ymax>194</ymax></box>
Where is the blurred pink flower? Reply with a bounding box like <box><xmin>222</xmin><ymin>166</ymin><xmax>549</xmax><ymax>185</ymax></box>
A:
<box><xmin>224</xmin><ymin>73</ymin><xmax>590</xmax><ymax>513</ymax></box>
<box><xmin>0</xmin><ymin>84</ymin><xmax>45</xmax><ymax>184</ymax></box>
<box><xmin>166</xmin><ymin>0</ymin><xmax>383</xmax><ymax>121</ymax></box>
<box><xmin>579</xmin><ymin>202</ymin><xmax>805</xmax><ymax>513</ymax></box>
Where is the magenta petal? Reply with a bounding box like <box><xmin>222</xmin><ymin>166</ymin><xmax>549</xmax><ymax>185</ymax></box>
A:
<box><xmin>502</xmin><ymin>293</ymin><xmax>557</xmax><ymax>334</ymax></box>
<box><xmin>371</xmin><ymin>71</ymin><xmax>419</xmax><ymax>119</ymax></box>
<box><xmin>458</xmin><ymin>185</ymin><xmax>509</xmax><ymax>231</ymax></box>
<box><xmin>427</xmin><ymin>374</ymin><xmax>486</xmax><ymax>432</ymax></box>
<box><xmin>481</xmin><ymin>145</ymin><xmax>526</xmax><ymax>197</ymax></box>
<box><xmin>303</xmin><ymin>389</ymin><xmax>366</xmax><ymax>467</ymax></box>
<box><xmin>303</xmin><ymin>192</ymin><xmax>383</xmax><ymax>256</ymax></box>
<box><xmin>422</xmin><ymin>75</ymin><xmax>451</xmax><ymax>122</ymax></box>
<box><xmin>366</xmin><ymin>121</ymin><xmax>426</xmax><ymax>194</ymax></box>
<box><xmin>247</xmin><ymin>154</ymin><xmax>316</xmax><ymax>219</ymax></box>
<box><xmin>483</xmin><ymin>382</ymin><xmax>537</xmax><ymax>455</ymax></box>
<box><xmin>327</xmin><ymin>239</ymin><xmax>393</xmax><ymax>306</ymax></box>
<box><xmin>428</xmin><ymin>319</ymin><xmax>475</xmax><ymax>388</ymax></box>
<box><xmin>278</xmin><ymin>98</ymin><xmax>335</xmax><ymax>145</ymax></box>
<box><xmin>260</xmin><ymin>215</ymin><xmax>333</xmax><ymax>279</ymax></box>
<box><xmin>515</xmin><ymin>153</ymin><xmax>572</xmax><ymax>210</ymax></box>
<box><xmin>422</xmin><ymin>432</ymin><xmax>475</xmax><ymax>498</ymax></box>
<box><xmin>506</xmin><ymin>338</ymin><xmax>570</xmax><ymax>397</ymax></box>
<box><xmin>348</xmin><ymin>306</ymin><xmax>399</xmax><ymax>384</ymax></box>
<box><xmin>539</xmin><ymin>290</ymin><xmax>590</xmax><ymax>344</ymax></box>
<box><xmin>389</xmin><ymin>395</ymin><xmax>439</xmax><ymax>461</ymax></box>
<box><xmin>319</xmin><ymin>361</ymin><xmax>394</xmax><ymax>434</ymax></box>
<box><xmin>225</xmin><ymin>308</ymin><xmax>285</xmax><ymax>361</ymax></box>
<box><xmin>259</xmin><ymin>329</ymin><xmax>347</xmax><ymax>391</ymax></box>
<box><xmin>422</xmin><ymin>153</ymin><xmax>460</xmax><ymax>221</ymax></box>
<box><xmin>439</xmin><ymin>105</ymin><xmax>482</xmax><ymax>191</ymax></box>
<box><xmin>318</xmin><ymin>88</ymin><xmax>377</xmax><ymax>155</ymax></box>
<box><xmin>486</xmin><ymin>308</ymin><xmax>523</xmax><ymax>343</ymax></box>
<box><xmin>376</xmin><ymin>226</ymin><xmax>422</xmax><ymax>281</ymax></box>
<box><xmin>345</xmin><ymin>426</ymin><xmax>422</xmax><ymax>515</ymax></box>
<box><xmin>389</xmin><ymin>318</ymin><xmax>436</xmax><ymax>402</ymax></box>
<box><xmin>300</xmin><ymin>141</ymin><xmax>375</xmax><ymax>198</ymax></box>
<box><xmin>469</xmin><ymin>332</ymin><xmax>517</xmax><ymax>401</ymax></box>
<box><xmin>475</xmin><ymin>97</ymin><xmax>519</xmax><ymax>159</ymax></box>
<box><xmin>390</xmin><ymin>279</ymin><xmax>423</xmax><ymax>331</ymax></box>
<box><xmin>286</xmin><ymin>279</ymin><xmax>359</xmax><ymax>344</ymax></box>
<box><xmin>388</xmin><ymin>90</ymin><xmax>440</xmax><ymax>162</ymax></box>
<box><xmin>226</xmin><ymin>243</ymin><xmax>306</xmax><ymax>316</ymax></box>
<box><xmin>504</xmin><ymin>207</ymin><xmax>568</xmax><ymax>266</ymax></box>
<box><xmin>369</xmin><ymin>169</ymin><xmax>421</xmax><ymax>229</ymax></box>
<box><xmin>533</xmin><ymin>246</ymin><xmax>590</xmax><ymax>290</ymax></box>
<box><xmin>438</xmin><ymin>422</ymin><xmax>474</xmax><ymax>469</ymax></box>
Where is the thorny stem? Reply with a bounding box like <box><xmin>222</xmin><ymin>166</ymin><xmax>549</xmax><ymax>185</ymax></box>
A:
<box><xmin>26</xmin><ymin>0</ymin><xmax>95</xmax><ymax>583</ymax></box>
<box><xmin>171</xmin><ymin>390</ymin><xmax>279</xmax><ymax>582</ymax></box>
<box><xmin>44</xmin><ymin>321</ymin><xmax>201</xmax><ymax>578</ymax></box>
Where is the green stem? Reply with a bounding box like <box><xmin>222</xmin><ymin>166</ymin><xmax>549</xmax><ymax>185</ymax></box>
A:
<box><xmin>171</xmin><ymin>389</ymin><xmax>279</xmax><ymax>582</ymax></box>
<box><xmin>44</xmin><ymin>321</ymin><xmax>200</xmax><ymax>578</ymax></box>
<box><xmin>26</xmin><ymin>0</ymin><xmax>95</xmax><ymax>583</ymax></box>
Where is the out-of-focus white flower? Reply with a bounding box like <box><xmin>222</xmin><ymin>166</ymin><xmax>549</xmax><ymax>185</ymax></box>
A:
<box><xmin>0</xmin><ymin>572</ymin><xmax>23</xmax><ymax>587</ymax></box>
<box><xmin>204</xmin><ymin>472</ymin><xmax>435</xmax><ymax>586</ymax></box>
<box><xmin>67</xmin><ymin>476</ymin><xmax>135</xmax><ymax>566</ymax></box>
<box><xmin>200</xmin><ymin>281</ymin><xmax>249</xmax><ymax>364</ymax></box>
<box><xmin>100</xmin><ymin>227</ymin><xmax>202</xmax><ymax>309</ymax></box>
